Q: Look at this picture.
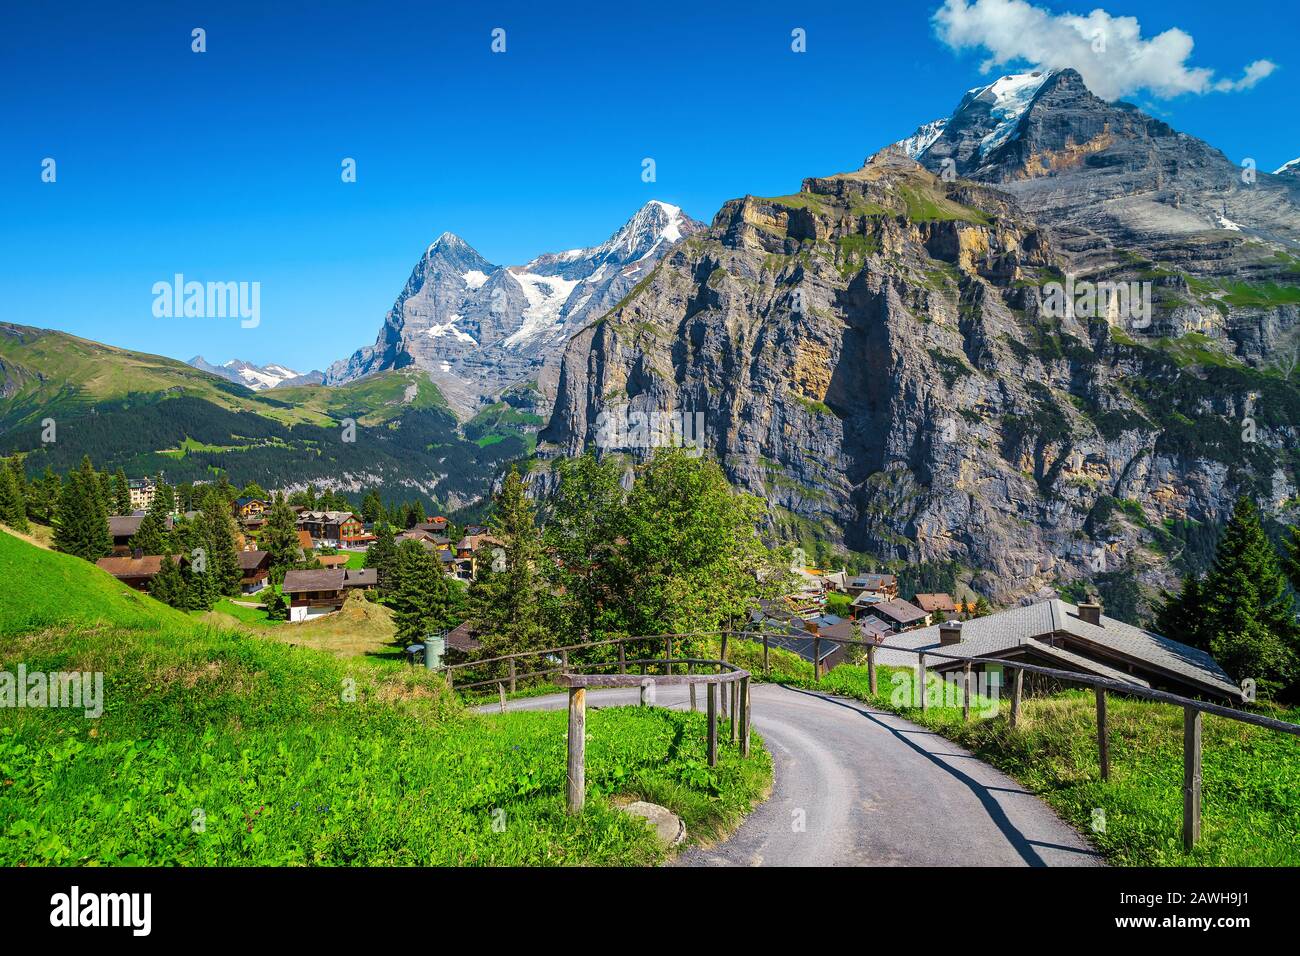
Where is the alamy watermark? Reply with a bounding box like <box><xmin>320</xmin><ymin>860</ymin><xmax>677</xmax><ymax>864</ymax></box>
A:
<box><xmin>595</xmin><ymin>408</ymin><xmax>705</xmax><ymax>457</ymax></box>
<box><xmin>152</xmin><ymin>274</ymin><xmax>260</xmax><ymax>328</ymax></box>
<box><xmin>1</xmin><ymin>665</ymin><xmax>103</xmax><ymax>718</ymax></box>
<box><xmin>1042</xmin><ymin>274</ymin><xmax>1151</xmax><ymax>329</ymax></box>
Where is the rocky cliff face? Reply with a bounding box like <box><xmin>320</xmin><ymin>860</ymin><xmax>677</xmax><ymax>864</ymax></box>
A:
<box><xmin>539</xmin><ymin>124</ymin><xmax>1300</xmax><ymax>604</ymax></box>
<box><xmin>325</xmin><ymin>202</ymin><xmax>703</xmax><ymax>417</ymax></box>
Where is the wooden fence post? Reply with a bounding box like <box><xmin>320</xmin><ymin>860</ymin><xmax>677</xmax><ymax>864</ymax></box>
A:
<box><xmin>1183</xmin><ymin>706</ymin><xmax>1202</xmax><ymax>851</ymax></box>
<box><xmin>706</xmin><ymin>683</ymin><xmax>718</xmax><ymax>767</ymax></box>
<box><xmin>664</xmin><ymin>637</ymin><xmax>672</xmax><ymax>676</ymax></box>
<box><xmin>617</xmin><ymin>642</ymin><xmax>625</xmax><ymax>675</ymax></box>
<box><xmin>498</xmin><ymin>681</ymin><xmax>507</xmax><ymax>714</ymax></box>
<box><xmin>446</xmin><ymin>668</ymin><xmax>454</xmax><ymax>691</ymax></box>
<box><xmin>740</xmin><ymin>676</ymin><xmax>751</xmax><ymax>758</ymax></box>
<box><xmin>730</xmin><ymin>681</ymin><xmax>739</xmax><ymax>744</ymax></box>
<box><xmin>509</xmin><ymin>659</ymin><xmax>517</xmax><ymax>694</ymax></box>
<box><xmin>963</xmin><ymin>661</ymin><xmax>972</xmax><ymax>722</ymax></box>
<box><xmin>561</xmin><ymin>650</ymin><xmax>569</xmax><ymax>675</ymax></box>
<box><xmin>1096</xmin><ymin>688</ymin><xmax>1110</xmax><ymax>781</ymax></box>
<box><xmin>720</xmin><ymin>633</ymin><xmax>729</xmax><ymax>664</ymax></box>
<box><xmin>868</xmin><ymin>644</ymin><xmax>877</xmax><ymax>696</ymax></box>
<box><xmin>918</xmin><ymin>654</ymin><xmax>926</xmax><ymax>712</ymax></box>
<box><xmin>813</xmin><ymin>637</ymin><xmax>821</xmax><ymax>682</ymax></box>
<box><xmin>689</xmin><ymin>663</ymin><xmax>697</xmax><ymax>712</ymax></box>
<box><xmin>566</xmin><ymin>687</ymin><xmax>586</xmax><ymax>814</ymax></box>
<box><xmin>1009</xmin><ymin>667</ymin><xmax>1022</xmax><ymax>729</ymax></box>
<box><xmin>763</xmin><ymin>633</ymin><xmax>770</xmax><ymax>677</ymax></box>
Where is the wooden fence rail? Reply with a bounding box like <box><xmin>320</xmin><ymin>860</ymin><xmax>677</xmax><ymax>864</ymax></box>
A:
<box><xmin>555</xmin><ymin>659</ymin><xmax>750</xmax><ymax>813</ymax></box>
<box><xmin>435</xmin><ymin>627</ymin><xmax>1300</xmax><ymax>848</ymax></box>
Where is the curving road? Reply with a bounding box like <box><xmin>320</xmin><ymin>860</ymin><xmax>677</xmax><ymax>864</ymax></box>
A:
<box><xmin>484</xmin><ymin>682</ymin><xmax>1102</xmax><ymax>867</ymax></box>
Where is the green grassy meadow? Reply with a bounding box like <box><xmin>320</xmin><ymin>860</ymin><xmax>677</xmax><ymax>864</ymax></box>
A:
<box><xmin>0</xmin><ymin>531</ymin><xmax>770</xmax><ymax>865</ymax></box>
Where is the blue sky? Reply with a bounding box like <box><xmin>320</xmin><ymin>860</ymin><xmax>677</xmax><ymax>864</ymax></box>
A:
<box><xmin>2</xmin><ymin>0</ymin><xmax>1296</xmax><ymax>372</ymax></box>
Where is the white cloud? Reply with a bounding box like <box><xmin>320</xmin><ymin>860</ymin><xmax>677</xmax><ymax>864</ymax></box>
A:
<box><xmin>933</xmin><ymin>0</ymin><xmax>1277</xmax><ymax>100</ymax></box>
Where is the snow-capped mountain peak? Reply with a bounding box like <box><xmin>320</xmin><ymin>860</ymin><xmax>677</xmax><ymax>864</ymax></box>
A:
<box><xmin>325</xmin><ymin>202</ymin><xmax>705</xmax><ymax>415</ymax></box>
<box><xmin>188</xmin><ymin>356</ymin><xmax>324</xmax><ymax>390</ymax></box>
<box><xmin>962</xmin><ymin>70</ymin><xmax>1056</xmax><ymax>158</ymax></box>
<box><xmin>1275</xmin><ymin>157</ymin><xmax>1300</xmax><ymax>177</ymax></box>
<box><xmin>893</xmin><ymin>118</ymin><xmax>949</xmax><ymax>160</ymax></box>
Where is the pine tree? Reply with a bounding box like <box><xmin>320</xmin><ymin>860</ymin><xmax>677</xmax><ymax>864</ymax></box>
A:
<box><xmin>264</xmin><ymin>589</ymin><xmax>289</xmax><ymax>621</ymax></box>
<box><xmin>32</xmin><ymin>466</ymin><xmax>60</xmax><ymax>524</ymax></box>
<box><xmin>129</xmin><ymin>492</ymin><xmax>174</xmax><ymax>555</ymax></box>
<box><xmin>467</xmin><ymin>467</ymin><xmax>551</xmax><ymax>656</ymax></box>
<box><xmin>1154</xmin><ymin>574</ymin><xmax>1207</xmax><ymax>651</ymax></box>
<box><xmin>1199</xmin><ymin>497</ymin><xmax>1299</xmax><ymax>697</ymax></box>
<box><xmin>389</xmin><ymin>539</ymin><xmax>458</xmax><ymax>646</ymax></box>
<box><xmin>54</xmin><ymin>457</ymin><xmax>111</xmax><ymax>561</ymax></box>
<box><xmin>149</xmin><ymin>555</ymin><xmax>188</xmax><ymax>608</ymax></box>
<box><xmin>262</xmin><ymin>493</ymin><xmax>302</xmax><ymax>585</ymax></box>
<box><xmin>112</xmin><ymin>468</ymin><xmax>131</xmax><ymax>515</ymax></box>
<box><xmin>364</xmin><ymin>520</ymin><xmax>399</xmax><ymax>594</ymax></box>
<box><xmin>361</xmin><ymin>489</ymin><xmax>384</xmax><ymax>524</ymax></box>
<box><xmin>0</xmin><ymin>463</ymin><xmax>28</xmax><ymax>532</ymax></box>
<box><xmin>194</xmin><ymin>486</ymin><xmax>242</xmax><ymax>598</ymax></box>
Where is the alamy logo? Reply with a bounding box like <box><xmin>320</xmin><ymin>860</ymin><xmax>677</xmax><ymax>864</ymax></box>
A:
<box><xmin>152</xmin><ymin>274</ymin><xmax>261</xmax><ymax>328</ymax></box>
<box><xmin>594</xmin><ymin>409</ymin><xmax>705</xmax><ymax>457</ymax></box>
<box><xmin>1042</xmin><ymin>274</ymin><xmax>1151</xmax><ymax>328</ymax></box>
<box><xmin>1</xmin><ymin>665</ymin><xmax>103</xmax><ymax>718</ymax></box>
<box><xmin>50</xmin><ymin>886</ymin><xmax>151</xmax><ymax>936</ymax></box>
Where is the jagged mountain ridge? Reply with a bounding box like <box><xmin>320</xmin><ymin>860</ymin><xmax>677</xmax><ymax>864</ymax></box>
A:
<box><xmin>538</xmin><ymin>72</ymin><xmax>1300</xmax><ymax>607</ymax></box>
<box><xmin>188</xmin><ymin>356</ymin><xmax>324</xmax><ymax>390</ymax></box>
<box><xmin>325</xmin><ymin>201</ymin><xmax>704</xmax><ymax>416</ymax></box>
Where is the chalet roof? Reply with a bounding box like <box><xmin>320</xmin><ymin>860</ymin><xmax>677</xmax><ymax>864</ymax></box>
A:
<box><xmin>876</xmin><ymin>599</ymin><xmax>1241</xmax><ymax>700</ymax></box>
<box><xmin>108</xmin><ymin>515</ymin><xmax>144</xmax><ymax>538</ymax></box>
<box><xmin>237</xmin><ymin>550</ymin><xmax>270</xmax><ymax>571</ymax></box>
<box><xmin>344</xmin><ymin>568</ymin><xmax>377</xmax><ymax>588</ymax></box>
<box><xmin>296</xmin><ymin>530</ymin><xmax>314</xmax><ymax>550</ymax></box>
<box><xmin>234</xmin><ymin>497</ymin><xmax>265</xmax><ymax>508</ymax></box>
<box><xmin>913</xmin><ymin>593</ymin><xmax>958</xmax><ymax>613</ymax></box>
<box><xmin>850</xmin><ymin>591</ymin><xmax>885</xmax><ymax>607</ymax></box>
<box><xmin>442</xmin><ymin>621</ymin><xmax>481</xmax><ymax>653</ymax></box>
<box><xmin>95</xmin><ymin>554</ymin><xmax>179</xmax><ymax>578</ymax></box>
<box><xmin>281</xmin><ymin>569</ymin><xmax>346</xmax><ymax>593</ymax></box>
<box><xmin>866</xmin><ymin>598</ymin><xmax>929</xmax><ymax>625</ymax></box>
<box><xmin>315</xmin><ymin>554</ymin><xmax>349</xmax><ymax>567</ymax></box>
<box><xmin>849</xmin><ymin>573</ymin><xmax>897</xmax><ymax>590</ymax></box>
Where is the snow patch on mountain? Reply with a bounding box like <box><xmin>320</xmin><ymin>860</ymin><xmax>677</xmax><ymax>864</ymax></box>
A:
<box><xmin>895</xmin><ymin>118</ymin><xmax>949</xmax><ymax>160</ymax></box>
<box><xmin>967</xmin><ymin>70</ymin><xmax>1055</xmax><ymax>158</ymax></box>
<box><xmin>188</xmin><ymin>356</ymin><xmax>322</xmax><ymax>390</ymax></box>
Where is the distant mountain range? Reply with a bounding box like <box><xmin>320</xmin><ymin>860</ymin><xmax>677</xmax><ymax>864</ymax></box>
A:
<box><xmin>187</xmin><ymin>356</ymin><xmax>324</xmax><ymax>390</ymax></box>
<box><xmin>324</xmin><ymin>200</ymin><xmax>705</xmax><ymax>417</ymax></box>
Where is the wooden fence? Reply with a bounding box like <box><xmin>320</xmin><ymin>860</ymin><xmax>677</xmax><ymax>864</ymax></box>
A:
<box><xmin>435</xmin><ymin>627</ymin><xmax>1300</xmax><ymax>848</ymax></box>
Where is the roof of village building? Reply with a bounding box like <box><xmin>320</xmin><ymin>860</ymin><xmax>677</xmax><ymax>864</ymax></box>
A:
<box><xmin>281</xmin><ymin>569</ymin><xmax>346</xmax><ymax>593</ymax></box>
<box><xmin>344</xmin><ymin>568</ymin><xmax>377</xmax><ymax>587</ymax></box>
<box><xmin>95</xmin><ymin>554</ymin><xmax>180</xmax><ymax>578</ymax></box>
<box><xmin>442</xmin><ymin>621</ymin><xmax>482</xmax><ymax>653</ymax></box>
<box><xmin>872</xmin><ymin>599</ymin><xmax>1240</xmax><ymax>700</ymax></box>
<box><xmin>234</xmin><ymin>497</ymin><xmax>265</xmax><ymax>508</ymax></box>
<box><xmin>865</xmin><ymin>598</ymin><xmax>930</xmax><ymax>626</ymax></box>
<box><xmin>913</xmin><ymin>593</ymin><xmax>958</xmax><ymax>613</ymax></box>
<box><xmin>848</xmin><ymin>573</ymin><xmax>897</xmax><ymax>590</ymax></box>
<box><xmin>297</xmin><ymin>530</ymin><xmax>314</xmax><ymax>550</ymax></box>
<box><xmin>237</xmin><ymin>550</ymin><xmax>270</xmax><ymax>571</ymax></box>
<box><xmin>108</xmin><ymin>515</ymin><xmax>144</xmax><ymax>538</ymax></box>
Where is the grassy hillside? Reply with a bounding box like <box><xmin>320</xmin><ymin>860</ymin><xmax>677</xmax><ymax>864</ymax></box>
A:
<box><xmin>0</xmin><ymin>324</ymin><xmax>528</xmax><ymax>510</ymax></box>
<box><xmin>0</xmin><ymin>531</ymin><xmax>769</xmax><ymax>865</ymax></box>
<box><xmin>718</xmin><ymin>636</ymin><xmax>1300</xmax><ymax>866</ymax></box>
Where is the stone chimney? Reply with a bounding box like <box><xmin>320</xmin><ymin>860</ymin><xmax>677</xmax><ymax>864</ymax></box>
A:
<box><xmin>939</xmin><ymin>620</ymin><xmax>962</xmax><ymax>645</ymax></box>
<box><xmin>1078</xmin><ymin>602</ymin><xmax>1102</xmax><ymax>627</ymax></box>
